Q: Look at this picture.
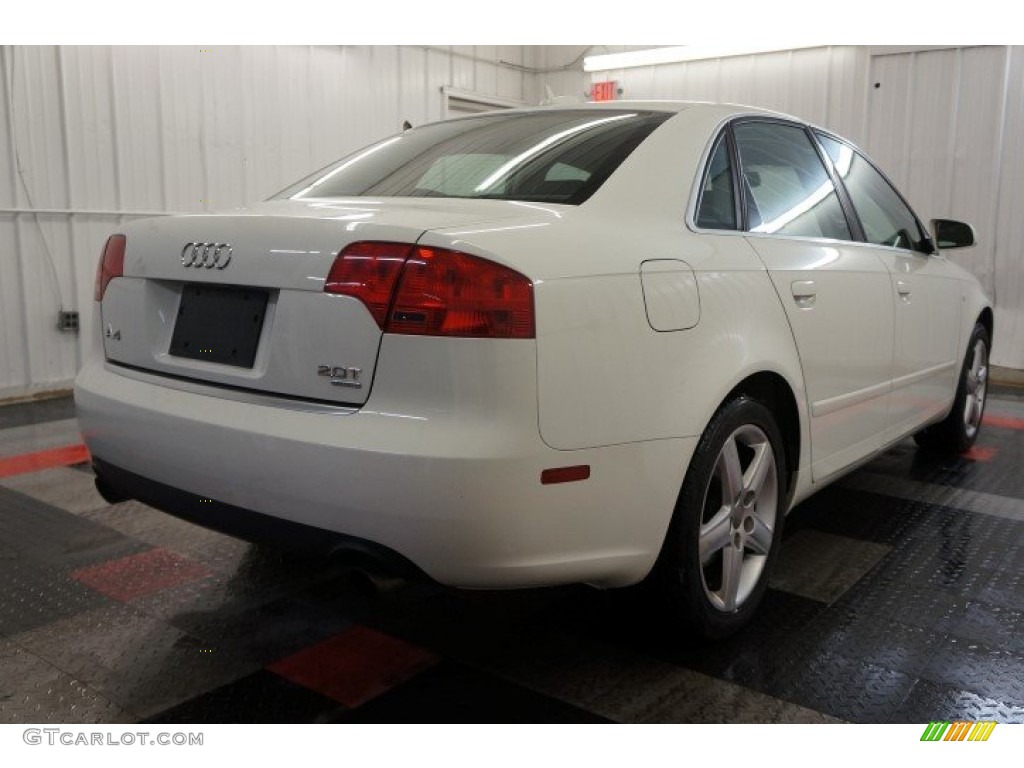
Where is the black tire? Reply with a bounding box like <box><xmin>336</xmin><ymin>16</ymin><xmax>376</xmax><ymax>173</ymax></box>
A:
<box><xmin>914</xmin><ymin>323</ymin><xmax>990</xmax><ymax>454</ymax></box>
<box><xmin>656</xmin><ymin>396</ymin><xmax>787</xmax><ymax>639</ymax></box>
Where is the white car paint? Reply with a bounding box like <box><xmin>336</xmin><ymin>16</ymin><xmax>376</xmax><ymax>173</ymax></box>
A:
<box><xmin>75</xmin><ymin>102</ymin><xmax>992</xmax><ymax>593</ymax></box>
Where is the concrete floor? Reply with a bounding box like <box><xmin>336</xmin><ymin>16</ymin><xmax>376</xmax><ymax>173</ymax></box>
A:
<box><xmin>1</xmin><ymin>393</ymin><xmax>1023</xmax><ymax>723</ymax></box>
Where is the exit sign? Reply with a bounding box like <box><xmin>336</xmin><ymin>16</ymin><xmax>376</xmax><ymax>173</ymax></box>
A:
<box><xmin>592</xmin><ymin>81</ymin><xmax>617</xmax><ymax>101</ymax></box>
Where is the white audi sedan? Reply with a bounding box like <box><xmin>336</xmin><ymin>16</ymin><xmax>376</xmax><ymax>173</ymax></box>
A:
<box><xmin>76</xmin><ymin>102</ymin><xmax>991</xmax><ymax>637</ymax></box>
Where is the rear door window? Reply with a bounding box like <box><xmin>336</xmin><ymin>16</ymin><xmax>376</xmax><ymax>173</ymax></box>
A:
<box><xmin>816</xmin><ymin>133</ymin><xmax>928</xmax><ymax>252</ymax></box>
<box><xmin>733</xmin><ymin>122</ymin><xmax>852</xmax><ymax>241</ymax></box>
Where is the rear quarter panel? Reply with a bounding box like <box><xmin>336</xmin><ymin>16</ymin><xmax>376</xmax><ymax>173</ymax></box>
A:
<box><xmin>417</xmin><ymin>106</ymin><xmax>810</xmax><ymax>508</ymax></box>
<box><xmin>527</xmin><ymin>226</ymin><xmax>808</xmax><ymax>451</ymax></box>
<box><xmin>421</xmin><ymin>219</ymin><xmax>808</xmax><ymax>489</ymax></box>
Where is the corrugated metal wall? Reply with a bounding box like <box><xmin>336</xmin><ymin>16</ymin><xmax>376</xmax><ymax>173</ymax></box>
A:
<box><xmin>0</xmin><ymin>45</ymin><xmax>534</xmax><ymax>399</ymax></box>
<box><xmin>591</xmin><ymin>46</ymin><xmax>872</xmax><ymax>144</ymax></box>
<box><xmin>3</xmin><ymin>45</ymin><xmax>1022</xmax><ymax>399</ymax></box>
<box><xmin>994</xmin><ymin>48</ymin><xmax>1024</xmax><ymax>369</ymax></box>
<box><xmin>534</xmin><ymin>46</ymin><xmax>591</xmax><ymax>103</ymax></box>
<box><xmin>589</xmin><ymin>45</ymin><xmax>1024</xmax><ymax>368</ymax></box>
<box><xmin>865</xmin><ymin>47</ymin><xmax>1022</xmax><ymax>368</ymax></box>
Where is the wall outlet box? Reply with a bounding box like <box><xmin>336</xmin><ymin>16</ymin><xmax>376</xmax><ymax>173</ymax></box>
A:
<box><xmin>57</xmin><ymin>310</ymin><xmax>79</xmax><ymax>333</ymax></box>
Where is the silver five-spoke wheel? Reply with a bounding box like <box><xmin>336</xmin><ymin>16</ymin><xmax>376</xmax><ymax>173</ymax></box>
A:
<box><xmin>913</xmin><ymin>322</ymin><xmax>990</xmax><ymax>454</ymax></box>
<box><xmin>658</xmin><ymin>396</ymin><xmax>786</xmax><ymax>638</ymax></box>
<box><xmin>698</xmin><ymin>424</ymin><xmax>778</xmax><ymax>613</ymax></box>
<box><xmin>963</xmin><ymin>337</ymin><xmax>988</xmax><ymax>440</ymax></box>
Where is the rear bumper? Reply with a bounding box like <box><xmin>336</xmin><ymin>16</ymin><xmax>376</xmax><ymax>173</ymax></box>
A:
<box><xmin>92</xmin><ymin>458</ymin><xmax>428</xmax><ymax>579</ymax></box>
<box><xmin>74</xmin><ymin>358</ymin><xmax>693</xmax><ymax>588</ymax></box>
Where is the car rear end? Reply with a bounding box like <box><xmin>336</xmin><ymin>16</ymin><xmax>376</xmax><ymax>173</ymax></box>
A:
<box><xmin>77</xmin><ymin>208</ymin><xmax>686</xmax><ymax>589</ymax></box>
<box><xmin>75</xmin><ymin>107</ymin><xmax>695</xmax><ymax>589</ymax></box>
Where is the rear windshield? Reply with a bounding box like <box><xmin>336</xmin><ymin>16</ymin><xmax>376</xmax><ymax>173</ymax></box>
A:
<box><xmin>274</xmin><ymin>109</ymin><xmax>670</xmax><ymax>205</ymax></box>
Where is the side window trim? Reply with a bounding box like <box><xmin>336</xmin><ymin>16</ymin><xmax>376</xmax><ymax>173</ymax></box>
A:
<box><xmin>812</xmin><ymin>130</ymin><xmax>935</xmax><ymax>255</ymax></box>
<box><xmin>729</xmin><ymin>116</ymin><xmax>855</xmax><ymax>243</ymax></box>
<box><xmin>693</xmin><ymin>128</ymin><xmax>741</xmax><ymax>232</ymax></box>
<box><xmin>807</xmin><ymin>128</ymin><xmax>866</xmax><ymax>243</ymax></box>
<box><xmin>724</xmin><ymin>123</ymin><xmax>747</xmax><ymax>231</ymax></box>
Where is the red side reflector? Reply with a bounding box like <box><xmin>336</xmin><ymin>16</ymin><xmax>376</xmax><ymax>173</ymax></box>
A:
<box><xmin>541</xmin><ymin>465</ymin><xmax>591</xmax><ymax>485</ymax></box>
<box><xmin>94</xmin><ymin>234</ymin><xmax>126</xmax><ymax>301</ymax></box>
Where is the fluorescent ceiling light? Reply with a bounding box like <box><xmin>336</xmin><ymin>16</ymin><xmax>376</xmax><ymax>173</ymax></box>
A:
<box><xmin>583</xmin><ymin>45</ymin><xmax>821</xmax><ymax>72</ymax></box>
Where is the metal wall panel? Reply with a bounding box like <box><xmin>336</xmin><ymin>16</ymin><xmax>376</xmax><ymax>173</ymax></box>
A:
<box><xmin>533</xmin><ymin>46</ymin><xmax>589</xmax><ymax>104</ymax></box>
<box><xmin>826</xmin><ymin>47</ymin><xmax>872</xmax><ymax>146</ymax></box>
<box><xmin>4</xmin><ymin>44</ymin><xmax>1020</xmax><ymax>398</ymax></box>
<box><xmin>3</xmin><ymin>46</ymin><xmax>80</xmax><ymax>391</ymax></box>
<box><xmin>451</xmin><ymin>46</ymin><xmax>475</xmax><ymax>93</ymax></box>
<box><xmin>592</xmin><ymin>46</ymin><xmax>872</xmax><ymax>144</ymax></box>
<box><xmin>949</xmin><ymin>48</ymin><xmax>1006</xmax><ymax>302</ymax></box>
<box><xmin>0</xmin><ymin>45</ymin><xmax>532</xmax><ymax>399</ymax></box>
<box><xmin>425</xmin><ymin>49</ymin><xmax>452</xmax><ymax>123</ymax></box>
<box><xmin>1</xmin><ymin>48</ymin><xmax>29</xmax><ymax>392</ymax></box>
<box><xmin>497</xmin><ymin>46</ymin><xmax>527</xmax><ymax>102</ymax></box>
<box><xmin>398</xmin><ymin>47</ymin><xmax>429</xmax><ymax>129</ymax></box>
<box><xmin>906</xmin><ymin>50</ymin><xmax>959</xmax><ymax>215</ymax></box>
<box><xmin>865</xmin><ymin>54</ymin><xmax>913</xmax><ymax>185</ymax></box>
<box><xmin>868</xmin><ymin>47</ymin><xmax>1015</xmax><ymax>365</ymax></box>
<box><xmin>993</xmin><ymin>48</ymin><xmax>1024</xmax><ymax>368</ymax></box>
<box><xmin>474</xmin><ymin>45</ymin><xmax>499</xmax><ymax>97</ymax></box>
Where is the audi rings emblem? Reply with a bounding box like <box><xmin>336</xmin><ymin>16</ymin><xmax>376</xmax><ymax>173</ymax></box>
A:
<box><xmin>182</xmin><ymin>242</ymin><xmax>233</xmax><ymax>269</ymax></box>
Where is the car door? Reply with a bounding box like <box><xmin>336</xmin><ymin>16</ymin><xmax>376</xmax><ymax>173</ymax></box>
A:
<box><xmin>815</xmin><ymin>134</ymin><xmax>962</xmax><ymax>440</ymax></box>
<box><xmin>729</xmin><ymin>120</ymin><xmax>896</xmax><ymax>483</ymax></box>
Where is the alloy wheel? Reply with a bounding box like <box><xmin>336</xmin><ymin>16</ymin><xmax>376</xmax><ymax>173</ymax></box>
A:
<box><xmin>698</xmin><ymin>424</ymin><xmax>779</xmax><ymax>612</ymax></box>
<box><xmin>963</xmin><ymin>338</ymin><xmax>988</xmax><ymax>439</ymax></box>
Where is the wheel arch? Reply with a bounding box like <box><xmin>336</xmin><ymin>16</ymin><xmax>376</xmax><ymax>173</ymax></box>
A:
<box><xmin>653</xmin><ymin>382</ymin><xmax>795</xmax><ymax>638</ymax></box>
<box><xmin>978</xmin><ymin>306</ymin><xmax>994</xmax><ymax>345</ymax></box>
<box><xmin>722</xmin><ymin>371</ymin><xmax>801</xmax><ymax>503</ymax></box>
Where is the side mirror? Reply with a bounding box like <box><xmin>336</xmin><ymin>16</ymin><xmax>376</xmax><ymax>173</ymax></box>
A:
<box><xmin>932</xmin><ymin>219</ymin><xmax>976</xmax><ymax>249</ymax></box>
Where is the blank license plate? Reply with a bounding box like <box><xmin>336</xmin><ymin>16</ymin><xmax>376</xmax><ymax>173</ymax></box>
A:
<box><xmin>169</xmin><ymin>285</ymin><xmax>269</xmax><ymax>368</ymax></box>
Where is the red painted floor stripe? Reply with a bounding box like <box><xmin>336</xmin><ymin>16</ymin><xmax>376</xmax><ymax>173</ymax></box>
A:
<box><xmin>983</xmin><ymin>414</ymin><xmax>1024</xmax><ymax>430</ymax></box>
<box><xmin>0</xmin><ymin>443</ymin><xmax>90</xmax><ymax>479</ymax></box>
<box><xmin>961</xmin><ymin>445</ymin><xmax>997</xmax><ymax>462</ymax></box>
<box><xmin>72</xmin><ymin>548</ymin><xmax>213</xmax><ymax>602</ymax></box>
<box><xmin>267</xmin><ymin>625</ymin><xmax>439</xmax><ymax>708</ymax></box>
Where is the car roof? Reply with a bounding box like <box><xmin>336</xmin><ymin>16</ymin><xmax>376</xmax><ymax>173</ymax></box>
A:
<box><xmin>516</xmin><ymin>99</ymin><xmax>799</xmax><ymax>119</ymax></box>
<box><xmin>451</xmin><ymin>100</ymin><xmax>811</xmax><ymax>130</ymax></box>
<box><xmin>464</xmin><ymin>100</ymin><xmax>844</xmax><ymax>147</ymax></box>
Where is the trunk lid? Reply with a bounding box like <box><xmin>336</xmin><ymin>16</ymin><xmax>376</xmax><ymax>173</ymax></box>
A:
<box><xmin>100</xmin><ymin>198</ymin><xmax>545</xmax><ymax>406</ymax></box>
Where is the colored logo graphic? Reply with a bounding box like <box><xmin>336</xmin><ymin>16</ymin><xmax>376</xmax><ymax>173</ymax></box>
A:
<box><xmin>921</xmin><ymin>721</ymin><xmax>997</xmax><ymax>741</ymax></box>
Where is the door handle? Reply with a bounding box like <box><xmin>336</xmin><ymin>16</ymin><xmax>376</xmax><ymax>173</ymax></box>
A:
<box><xmin>897</xmin><ymin>280</ymin><xmax>912</xmax><ymax>299</ymax></box>
<box><xmin>791</xmin><ymin>280</ymin><xmax>817</xmax><ymax>308</ymax></box>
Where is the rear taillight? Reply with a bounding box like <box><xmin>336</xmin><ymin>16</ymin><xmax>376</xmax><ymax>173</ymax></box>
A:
<box><xmin>324</xmin><ymin>242</ymin><xmax>412</xmax><ymax>326</ymax></box>
<box><xmin>324</xmin><ymin>241</ymin><xmax>535</xmax><ymax>339</ymax></box>
<box><xmin>390</xmin><ymin>246</ymin><xmax>535</xmax><ymax>339</ymax></box>
<box><xmin>94</xmin><ymin>234</ymin><xmax>126</xmax><ymax>301</ymax></box>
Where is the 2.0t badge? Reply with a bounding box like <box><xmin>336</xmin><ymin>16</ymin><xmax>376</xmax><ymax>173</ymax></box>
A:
<box><xmin>318</xmin><ymin>365</ymin><xmax>362</xmax><ymax>388</ymax></box>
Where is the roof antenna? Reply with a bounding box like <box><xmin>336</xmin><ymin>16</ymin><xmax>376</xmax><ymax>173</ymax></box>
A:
<box><xmin>540</xmin><ymin>84</ymin><xmax>582</xmax><ymax>107</ymax></box>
